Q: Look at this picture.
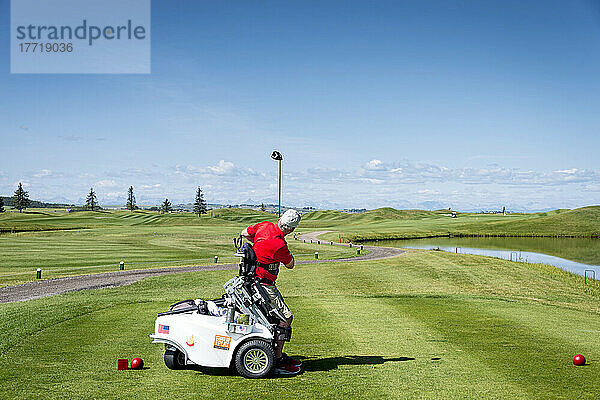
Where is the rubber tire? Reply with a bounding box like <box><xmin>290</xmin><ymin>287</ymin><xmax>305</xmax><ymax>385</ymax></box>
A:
<box><xmin>234</xmin><ymin>340</ymin><xmax>275</xmax><ymax>379</ymax></box>
<box><xmin>164</xmin><ymin>349</ymin><xmax>186</xmax><ymax>370</ymax></box>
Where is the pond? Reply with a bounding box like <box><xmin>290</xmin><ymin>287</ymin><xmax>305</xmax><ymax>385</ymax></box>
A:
<box><xmin>363</xmin><ymin>236</ymin><xmax>600</xmax><ymax>279</ymax></box>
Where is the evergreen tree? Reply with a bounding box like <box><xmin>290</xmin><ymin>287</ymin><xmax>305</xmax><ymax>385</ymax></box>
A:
<box><xmin>126</xmin><ymin>186</ymin><xmax>136</xmax><ymax>211</ymax></box>
<box><xmin>86</xmin><ymin>188</ymin><xmax>98</xmax><ymax>211</ymax></box>
<box><xmin>260</xmin><ymin>203</ymin><xmax>266</xmax><ymax>212</ymax></box>
<box><xmin>12</xmin><ymin>183</ymin><xmax>30</xmax><ymax>213</ymax></box>
<box><xmin>0</xmin><ymin>197</ymin><xmax>4</xmax><ymax>213</ymax></box>
<box><xmin>193</xmin><ymin>187</ymin><xmax>207</xmax><ymax>217</ymax></box>
<box><xmin>160</xmin><ymin>198</ymin><xmax>172</xmax><ymax>214</ymax></box>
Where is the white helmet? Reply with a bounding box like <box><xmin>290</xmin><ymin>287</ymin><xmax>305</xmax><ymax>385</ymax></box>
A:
<box><xmin>279</xmin><ymin>209</ymin><xmax>301</xmax><ymax>230</ymax></box>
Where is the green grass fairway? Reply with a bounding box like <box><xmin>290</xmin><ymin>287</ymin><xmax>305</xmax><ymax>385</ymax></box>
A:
<box><xmin>1</xmin><ymin>206</ymin><xmax>598</xmax><ymax>286</ymax></box>
<box><xmin>0</xmin><ymin>210</ymin><xmax>358</xmax><ymax>286</ymax></box>
<box><xmin>301</xmin><ymin>206</ymin><xmax>600</xmax><ymax>241</ymax></box>
<box><xmin>1</xmin><ymin>250</ymin><xmax>599</xmax><ymax>399</ymax></box>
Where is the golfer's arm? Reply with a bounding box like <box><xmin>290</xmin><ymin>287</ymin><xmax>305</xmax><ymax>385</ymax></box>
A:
<box><xmin>284</xmin><ymin>256</ymin><xmax>295</xmax><ymax>269</ymax></box>
<box><xmin>241</xmin><ymin>228</ymin><xmax>253</xmax><ymax>243</ymax></box>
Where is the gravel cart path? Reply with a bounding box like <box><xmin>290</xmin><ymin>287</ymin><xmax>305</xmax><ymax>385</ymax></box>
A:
<box><xmin>0</xmin><ymin>231</ymin><xmax>404</xmax><ymax>303</ymax></box>
<box><xmin>297</xmin><ymin>231</ymin><xmax>404</xmax><ymax>262</ymax></box>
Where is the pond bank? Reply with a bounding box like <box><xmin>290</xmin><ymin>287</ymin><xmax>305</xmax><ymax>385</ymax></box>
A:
<box><xmin>351</xmin><ymin>233</ymin><xmax>600</xmax><ymax>242</ymax></box>
<box><xmin>362</xmin><ymin>236</ymin><xmax>600</xmax><ymax>280</ymax></box>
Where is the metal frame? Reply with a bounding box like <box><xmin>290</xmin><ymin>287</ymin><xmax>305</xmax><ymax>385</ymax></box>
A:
<box><xmin>224</xmin><ymin>276</ymin><xmax>286</xmax><ymax>332</ymax></box>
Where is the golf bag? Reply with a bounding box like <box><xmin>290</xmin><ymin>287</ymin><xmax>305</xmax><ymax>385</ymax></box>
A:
<box><xmin>160</xmin><ymin>299</ymin><xmax>209</xmax><ymax>316</ymax></box>
<box><xmin>238</xmin><ymin>242</ymin><xmax>257</xmax><ymax>278</ymax></box>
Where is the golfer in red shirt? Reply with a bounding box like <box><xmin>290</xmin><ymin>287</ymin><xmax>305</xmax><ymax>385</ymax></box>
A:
<box><xmin>241</xmin><ymin>209</ymin><xmax>302</xmax><ymax>375</ymax></box>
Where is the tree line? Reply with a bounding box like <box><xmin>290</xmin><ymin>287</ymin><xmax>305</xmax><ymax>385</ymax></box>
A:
<box><xmin>158</xmin><ymin>187</ymin><xmax>208</xmax><ymax>216</ymax></box>
<box><xmin>1</xmin><ymin>183</ymin><xmax>208</xmax><ymax>217</ymax></box>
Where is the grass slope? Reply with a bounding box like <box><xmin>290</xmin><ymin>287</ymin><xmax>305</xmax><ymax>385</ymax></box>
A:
<box><xmin>1</xmin><ymin>206</ymin><xmax>598</xmax><ymax>284</ymax></box>
<box><xmin>1</xmin><ymin>250</ymin><xmax>599</xmax><ymax>399</ymax></box>
<box><xmin>301</xmin><ymin>206</ymin><xmax>600</xmax><ymax>241</ymax></box>
<box><xmin>0</xmin><ymin>210</ymin><xmax>357</xmax><ymax>286</ymax></box>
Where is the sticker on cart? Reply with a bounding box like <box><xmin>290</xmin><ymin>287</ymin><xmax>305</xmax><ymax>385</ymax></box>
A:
<box><xmin>234</xmin><ymin>325</ymin><xmax>248</xmax><ymax>334</ymax></box>
<box><xmin>214</xmin><ymin>335</ymin><xmax>231</xmax><ymax>350</ymax></box>
<box><xmin>186</xmin><ymin>336</ymin><xmax>195</xmax><ymax>347</ymax></box>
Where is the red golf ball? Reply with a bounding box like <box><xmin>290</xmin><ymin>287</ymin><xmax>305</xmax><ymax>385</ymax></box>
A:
<box><xmin>573</xmin><ymin>354</ymin><xmax>586</xmax><ymax>366</ymax></box>
<box><xmin>131</xmin><ymin>357</ymin><xmax>144</xmax><ymax>370</ymax></box>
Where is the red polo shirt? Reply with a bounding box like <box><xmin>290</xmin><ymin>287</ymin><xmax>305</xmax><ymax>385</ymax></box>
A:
<box><xmin>245</xmin><ymin>221</ymin><xmax>293</xmax><ymax>282</ymax></box>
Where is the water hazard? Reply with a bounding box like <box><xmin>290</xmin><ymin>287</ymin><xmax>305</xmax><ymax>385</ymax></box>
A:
<box><xmin>364</xmin><ymin>236</ymin><xmax>600</xmax><ymax>279</ymax></box>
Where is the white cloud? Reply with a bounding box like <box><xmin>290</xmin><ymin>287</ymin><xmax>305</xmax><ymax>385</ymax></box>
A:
<box><xmin>34</xmin><ymin>169</ymin><xmax>52</xmax><ymax>178</ymax></box>
<box><xmin>174</xmin><ymin>160</ymin><xmax>260</xmax><ymax>178</ymax></box>
<box><xmin>364</xmin><ymin>159</ymin><xmax>386</xmax><ymax>171</ymax></box>
<box><xmin>207</xmin><ymin>160</ymin><xmax>236</xmax><ymax>175</ymax></box>
<box><xmin>357</xmin><ymin>160</ymin><xmax>599</xmax><ymax>187</ymax></box>
<box><xmin>95</xmin><ymin>179</ymin><xmax>118</xmax><ymax>188</ymax></box>
<box><xmin>106</xmin><ymin>168</ymin><xmax>159</xmax><ymax>179</ymax></box>
<box><xmin>58</xmin><ymin>135</ymin><xmax>83</xmax><ymax>142</ymax></box>
<box><xmin>361</xmin><ymin>178</ymin><xmax>384</xmax><ymax>184</ymax></box>
<box><xmin>580</xmin><ymin>184</ymin><xmax>600</xmax><ymax>192</ymax></box>
<box><xmin>3</xmin><ymin>158</ymin><xmax>598</xmax><ymax>212</ymax></box>
<box><xmin>417</xmin><ymin>189</ymin><xmax>441</xmax><ymax>195</ymax></box>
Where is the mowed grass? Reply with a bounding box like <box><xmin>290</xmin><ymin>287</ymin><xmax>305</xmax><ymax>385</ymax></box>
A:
<box><xmin>1</xmin><ymin>206</ymin><xmax>598</xmax><ymax>286</ymax></box>
<box><xmin>1</xmin><ymin>250</ymin><xmax>599</xmax><ymax>399</ymax></box>
<box><xmin>301</xmin><ymin>206</ymin><xmax>600</xmax><ymax>242</ymax></box>
<box><xmin>0</xmin><ymin>210</ymin><xmax>358</xmax><ymax>286</ymax></box>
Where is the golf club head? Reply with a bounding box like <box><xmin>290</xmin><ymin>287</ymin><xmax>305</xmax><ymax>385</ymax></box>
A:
<box><xmin>271</xmin><ymin>151</ymin><xmax>283</xmax><ymax>161</ymax></box>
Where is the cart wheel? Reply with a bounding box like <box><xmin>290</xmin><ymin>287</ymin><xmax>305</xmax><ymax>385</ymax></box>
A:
<box><xmin>235</xmin><ymin>340</ymin><xmax>275</xmax><ymax>379</ymax></box>
<box><xmin>164</xmin><ymin>349</ymin><xmax>186</xmax><ymax>370</ymax></box>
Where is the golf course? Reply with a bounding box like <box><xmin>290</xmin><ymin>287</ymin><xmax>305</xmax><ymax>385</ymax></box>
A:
<box><xmin>4</xmin><ymin>0</ymin><xmax>600</xmax><ymax>398</ymax></box>
<box><xmin>0</xmin><ymin>208</ymin><xmax>599</xmax><ymax>399</ymax></box>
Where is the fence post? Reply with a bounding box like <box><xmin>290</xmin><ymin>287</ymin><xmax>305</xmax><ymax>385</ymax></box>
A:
<box><xmin>585</xmin><ymin>270</ymin><xmax>596</xmax><ymax>285</ymax></box>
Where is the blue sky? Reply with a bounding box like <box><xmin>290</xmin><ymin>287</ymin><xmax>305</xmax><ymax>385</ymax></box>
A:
<box><xmin>1</xmin><ymin>0</ymin><xmax>599</xmax><ymax>211</ymax></box>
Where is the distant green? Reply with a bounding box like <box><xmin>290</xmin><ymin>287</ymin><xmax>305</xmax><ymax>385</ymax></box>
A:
<box><xmin>301</xmin><ymin>206</ymin><xmax>600</xmax><ymax>241</ymax></box>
